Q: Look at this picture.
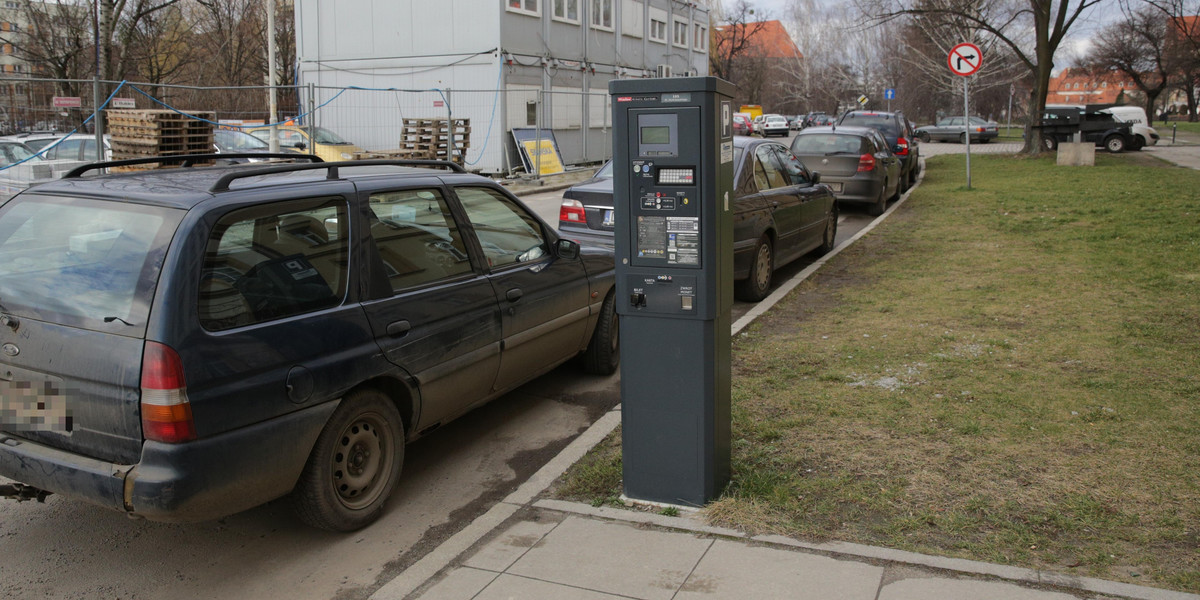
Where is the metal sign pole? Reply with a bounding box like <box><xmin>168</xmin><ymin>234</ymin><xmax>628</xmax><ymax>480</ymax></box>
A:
<box><xmin>963</xmin><ymin>76</ymin><xmax>971</xmax><ymax>189</ymax></box>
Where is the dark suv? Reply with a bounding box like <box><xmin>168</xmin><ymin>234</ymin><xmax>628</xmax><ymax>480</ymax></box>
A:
<box><xmin>0</xmin><ymin>156</ymin><xmax>618</xmax><ymax>531</ymax></box>
<box><xmin>836</xmin><ymin>110</ymin><xmax>920</xmax><ymax>190</ymax></box>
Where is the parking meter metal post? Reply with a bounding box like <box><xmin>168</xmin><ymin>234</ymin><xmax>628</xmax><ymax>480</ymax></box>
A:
<box><xmin>611</xmin><ymin>77</ymin><xmax>735</xmax><ymax>506</ymax></box>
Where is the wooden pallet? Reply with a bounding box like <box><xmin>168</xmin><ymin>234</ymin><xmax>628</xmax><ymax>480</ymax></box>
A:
<box><xmin>107</xmin><ymin>109</ymin><xmax>216</xmax><ymax>165</ymax></box>
<box><xmin>351</xmin><ymin>148</ymin><xmax>436</xmax><ymax>160</ymax></box>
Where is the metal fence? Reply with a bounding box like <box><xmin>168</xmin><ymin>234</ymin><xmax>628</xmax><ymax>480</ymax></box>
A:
<box><xmin>0</xmin><ymin>76</ymin><xmax>614</xmax><ymax>175</ymax></box>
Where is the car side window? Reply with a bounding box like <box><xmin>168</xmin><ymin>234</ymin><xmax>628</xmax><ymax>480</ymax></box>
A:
<box><xmin>753</xmin><ymin>145</ymin><xmax>789</xmax><ymax>190</ymax></box>
<box><xmin>48</xmin><ymin>139</ymin><xmax>83</xmax><ymax>161</ymax></box>
<box><xmin>454</xmin><ymin>186</ymin><xmax>547</xmax><ymax>269</ymax></box>
<box><xmin>368</xmin><ymin>188</ymin><xmax>473</xmax><ymax>292</ymax></box>
<box><xmin>198</xmin><ymin>199</ymin><xmax>348</xmax><ymax>332</ymax></box>
<box><xmin>773</xmin><ymin>145</ymin><xmax>810</xmax><ymax>186</ymax></box>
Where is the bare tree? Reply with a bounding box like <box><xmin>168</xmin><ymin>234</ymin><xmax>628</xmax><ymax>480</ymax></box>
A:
<box><xmin>96</xmin><ymin>0</ymin><xmax>186</xmax><ymax>81</ymax></box>
<box><xmin>0</xmin><ymin>2</ymin><xmax>94</xmax><ymax>128</ymax></box>
<box><xmin>858</xmin><ymin>0</ymin><xmax>1106</xmax><ymax>154</ymax></box>
<box><xmin>710</xmin><ymin>0</ymin><xmax>770</xmax><ymax>85</ymax></box>
<box><xmin>126</xmin><ymin>2</ymin><xmax>196</xmax><ymax>102</ymax></box>
<box><xmin>1085</xmin><ymin>4</ymin><xmax>1174</xmax><ymax>118</ymax></box>
<box><xmin>1140</xmin><ymin>0</ymin><xmax>1200</xmax><ymax>120</ymax></box>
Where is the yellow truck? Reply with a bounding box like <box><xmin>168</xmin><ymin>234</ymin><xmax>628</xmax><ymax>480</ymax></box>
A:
<box><xmin>739</xmin><ymin>105</ymin><xmax>763</xmax><ymax>120</ymax></box>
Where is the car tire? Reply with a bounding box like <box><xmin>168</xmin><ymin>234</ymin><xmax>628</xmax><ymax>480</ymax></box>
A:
<box><xmin>735</xmin><ymin>236</ymin><xmax>773</xmax><ymax>302</ymax></box>
<box><xmin>908</xmin><ymin>160</ymin><xmax>920</xmax><ymax>186</ymax></box>
<box><xmin>892</xmin><ymin>175</ymin><xmax>905</xmax><ymax>200</ymax></box>
<box><xmin>868</xmin><ymin>182</ymin><xmax>887</xmax><ymax>217</ymax></box>
<box><xmin>817</xmin><ymin>203</ymin><xmax>838</xmax><ymax>255</ymax></box>
<box><xmin>292</xmin><ymin>389</ymin><xmax>405</xmax><ymax>532</ymax></box>
<box><xmin>959</xmin><ymin>133</ymin><xmax>967</xmax><ymax>144</ymax></box>
<box><xmin>583</xmin><ymin>291</ymin><xmax>619</xmax><ymax>375</ymax></box>
<box><xmin>1105</xmin><ymin>135</ymin><xmax>1126</xmax><ymax>153</ymax></box>
<box><xmin>918</xmin><ymin>132</ymin><xmax>930</xmax><ymax>143</ymax></box>
<box><xmin>1041</xmin><ymin>135</ymin><xmax>1058</xmax><ymax>152</ymax></box>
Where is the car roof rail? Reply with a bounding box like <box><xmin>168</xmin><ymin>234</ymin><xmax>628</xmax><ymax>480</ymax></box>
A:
<box><xmin>208</xmin><ymin>159</ymin><xmax>467</xmax><ymax>193</ymax></box>
<box><xmin>62</xmin><ymin>153</ymin><xmax>324</xmax><ymax>179</ymax></box>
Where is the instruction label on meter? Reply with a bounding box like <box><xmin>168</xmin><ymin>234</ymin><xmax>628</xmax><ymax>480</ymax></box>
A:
<box><xmin>666</xmin><ymin>217</ymin><xmax>700</xmax><ymax>265</ymax></box>
<box><xmin>637</xmin><ymin>216</ymin><xmax>701</xmax><ymax>265</ymax></box>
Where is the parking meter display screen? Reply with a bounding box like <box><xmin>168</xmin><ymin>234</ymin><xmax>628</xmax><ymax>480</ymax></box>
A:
<box><xmin>637</xmin><ymin>113</ymin><xmax>678</xmax><ymax>157</ymax></box>
<box><xmin>641</xmin><ymin>126</ymin><xmax>670</xmax><ymax>145</ymax></box>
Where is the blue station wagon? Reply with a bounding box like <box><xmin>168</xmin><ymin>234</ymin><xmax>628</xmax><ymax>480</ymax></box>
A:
<box><xmin>0</xmin><ymin>157</ymin><xmax>618</xmax><ymax>531</ymax></box>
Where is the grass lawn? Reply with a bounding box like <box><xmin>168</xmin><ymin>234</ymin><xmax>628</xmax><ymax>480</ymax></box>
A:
<box><xmin>554</xmin><ymin>152</ymin><xmax>1200</xmax><ymax>592</ymax></box>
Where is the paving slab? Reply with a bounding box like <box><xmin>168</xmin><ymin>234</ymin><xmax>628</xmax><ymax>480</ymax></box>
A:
<box><xmin>474</xmin><ymin>573</ymin><xmax>628</xmax><ymax>599</ymax></box>
<box><xmin>506</xmin><ymin>515</ymin><xmax>713</xmax><ymax>600</ymax></box>
<box><xmin>674</xmin><ymin>539</ymin><xmax>884</xmax><ymax>600</ymax></box>
<box><xmin>463</xmin><ymin>517</ymin><xmax>560</xmax><ymax>573</ymax></box>
<box><xmin>414</xmin><ymin>567</ymin><xmax>498</xmax><ymax>600</ymax></box>
<box><xmin>878</xmin><ymin>577</ymin><xmax>1081</xmax><ymax>600</ymax></box>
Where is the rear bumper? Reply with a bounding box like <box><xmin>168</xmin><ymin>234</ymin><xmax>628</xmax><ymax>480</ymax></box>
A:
<box><xmin>827</xmin><ymin>176</ymin><xmax>884</xmax><ymax>205</ymax></box>
<box><xmin>0</xmin><ymin>400</ymin><xmax>337</xmax><ymax>522</ymax></box>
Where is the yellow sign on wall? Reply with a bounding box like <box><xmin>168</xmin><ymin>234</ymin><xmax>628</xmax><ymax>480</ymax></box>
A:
<box><xmin>520</xmin><ymin>140</ymin><xmax>565</xmax><ymax>176</ymax></box>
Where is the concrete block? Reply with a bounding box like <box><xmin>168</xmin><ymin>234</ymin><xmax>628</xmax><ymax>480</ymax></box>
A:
<box><xmin>675</xmin><ymin>540</ymin><xmax>884</xmax><ymax>599</ymax></box>
<box><xmin>879</xmin><ymin>577</ymin><xmax>1079</xmax><ymax>600</ymax></box>
<box><xmin>1057</xmin><ymin>142</ymin><xmax>1095</xmax><ymax>166</ymax></box>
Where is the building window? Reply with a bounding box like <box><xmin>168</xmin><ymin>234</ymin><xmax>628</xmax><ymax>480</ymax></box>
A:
<box><xmin>693</xmin><ymin>24</ymin><xmax>707</xmax><ymax>51</ymax></box>
<box><xmin>507</xmin><ymin>0</ymin><xmax>539</xmax><ymax>16</ymax></box>
<box><xmin>4</xmin><ymin>2</ymin><xmax>16</xmax><ymax>8</ymax></box>
<box><xmin>673</xmin><ymin>19</ymin><xmax>688</xmax><ymax>48</ymax></box>
<box><xmin>621</xmin><ymin>0</ymin><xmax>643</xmax><ymax>38</ymax></box>
<box><xmin>649</xmin><ymin>7</ymin><xmax>667</xmax><ymax>43</ymax></box>
<box><xmin>591</xmin><ymin>0</ymin><xmax>613</xmax><ymax>31</ymax></box>
<box><xmin>553</xmin><ymin>0</ymin><xmax>579</xmax><ymax>23</ymax></box>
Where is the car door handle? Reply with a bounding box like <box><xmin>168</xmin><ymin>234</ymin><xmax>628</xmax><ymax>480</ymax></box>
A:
<box><xmin>506</xmin><ymin>288</ymin><xmax>523</xmax><ymax>303</ymax></box>
<box><xmin>386</xmin><ymin>320</ymin><xmax>411</xmax><ymax>337</ymax></box>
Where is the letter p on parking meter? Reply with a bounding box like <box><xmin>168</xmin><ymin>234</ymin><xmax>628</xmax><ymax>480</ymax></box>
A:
<box><xmin>611</xmin><ymin>77</ymin><xmax>735</xmax><ymax>506</ymax></box>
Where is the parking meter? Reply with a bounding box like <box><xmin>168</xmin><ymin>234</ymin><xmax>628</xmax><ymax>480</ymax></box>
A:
<box><xmin>611</xmin><ymin>77</ymin><xmax>735</xmax><ymax>506</ymax></box>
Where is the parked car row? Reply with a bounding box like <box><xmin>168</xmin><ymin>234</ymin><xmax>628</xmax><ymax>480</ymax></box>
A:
<box><xmin>559</xmin><ymin>136</ymin><xmax>838</xmax><ymax>302</ymax></box>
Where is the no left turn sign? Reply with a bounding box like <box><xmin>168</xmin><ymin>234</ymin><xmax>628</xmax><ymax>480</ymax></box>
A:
<box><xmin>948</xmin><ymin>42</ymin><xmax>982</xmax><ymax>77</ymax></box>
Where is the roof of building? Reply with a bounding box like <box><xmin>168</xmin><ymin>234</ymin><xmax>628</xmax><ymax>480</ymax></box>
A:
<box><xmin>716</xmin><ymin>20</ymin><xmax>802</xmax><ymax>60</ymax></box>
<box><xmin>1047</xmin><ymin>68</ymin><xmax>1142</xmax><ymax>105</ymax></box>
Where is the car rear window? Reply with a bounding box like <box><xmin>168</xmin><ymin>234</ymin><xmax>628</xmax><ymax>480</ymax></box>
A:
<box><xmin>791</xmin><ymin>134</ymin><xmax>863</xmax><ymax>155</ymax></box>
<box><xmin>0</xmin><ymin>194</ymin><xmax>182</xmax><ymax>333</ymax></box>
<box><xmin>840</xmin><ymin>114</ymin><xmax>901</xmax><ymax>137</ymax></box>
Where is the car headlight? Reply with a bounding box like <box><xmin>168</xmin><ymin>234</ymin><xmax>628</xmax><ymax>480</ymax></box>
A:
<box><xmin>341</xmin><ymin>152</ymin><xmax>353</xmax><ymax>160</ymax></box>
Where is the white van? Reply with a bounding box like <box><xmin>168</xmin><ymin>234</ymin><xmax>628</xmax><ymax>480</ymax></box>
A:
<box><xmin>1101</xmin><ymin>106</ymin><xmax>1159</xmax><ymax>147</ymax></box>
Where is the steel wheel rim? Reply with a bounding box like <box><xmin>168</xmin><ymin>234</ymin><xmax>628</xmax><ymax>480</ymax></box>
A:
<box><xmin>754</xmin><ymin>243</ymin><xmax>771</xmax><ymax>290</ymax></box>
<box><xmin>330</xmin><ymin>412</ymin><xmax>393</xmax><ymax>510</ymax></box>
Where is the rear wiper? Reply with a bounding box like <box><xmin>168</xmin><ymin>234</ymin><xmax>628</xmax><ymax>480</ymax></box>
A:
<box><xmin>103</xmin><ymin>316</ymin><xmax>136</xmax><ymax>326</ymax></box>
<box><xmin>824</xmin><ymin>151</ymin><xmax>857</xmax><ymax>156</ymax></box>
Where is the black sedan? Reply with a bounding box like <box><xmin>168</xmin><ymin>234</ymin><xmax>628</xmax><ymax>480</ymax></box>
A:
<box><xmin>790</xmin><ymin>126</ymin><xmax>901</xmax><ymax>216</ymax></box>
<box><xmin>559</xmin><ymin>137</ymin><xmax>838</xmax><ymax>301</ymax></box>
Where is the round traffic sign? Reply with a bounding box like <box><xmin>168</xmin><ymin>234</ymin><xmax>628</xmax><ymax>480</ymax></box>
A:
<box><xmin>948</xmin><ymin>43</ymin><xmax>982</xmax><ymax>77</ymax></box>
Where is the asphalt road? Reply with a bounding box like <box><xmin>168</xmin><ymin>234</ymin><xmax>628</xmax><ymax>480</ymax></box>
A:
<box><xmin>0</xmin><ymin>131</ymin><xmax>886</xmax><ymax>600</ymax></box>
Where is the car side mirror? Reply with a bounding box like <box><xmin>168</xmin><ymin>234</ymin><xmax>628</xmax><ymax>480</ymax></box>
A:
<box><xmin>294</xmin><ymin>142</ymin><xmax>307</xmax><ymax>150</ymax></box>
<box><xmin>810</xmin><ymin>171</ymin><xmax>821</xmax><ymax>185</ymax></box>
<box><xmin>556</xmin><ymin>238</ymin><xmax>580</xmax><ymax>260</ymax></box>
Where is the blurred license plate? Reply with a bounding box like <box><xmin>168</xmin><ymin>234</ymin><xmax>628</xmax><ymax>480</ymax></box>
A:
<box><xmin>827</xmin><ymin>182</ymin><xmax>843</xmax><ymax>193</ymax></box>
<box><xmin>602</xmin><ymin>210</ymin><xmax>615</xmax><ymax>227</ymax></box>
<box><xmin>1</xmin><ymin>379</ymin><xmax>73</xmax><ymax>432</ymax></box>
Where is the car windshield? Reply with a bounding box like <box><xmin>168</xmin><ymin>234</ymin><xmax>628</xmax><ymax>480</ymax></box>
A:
<box><xmin>215</xmin><ymin>129</ymin><xmax>270</xmax><ymax>151</ymax></box>
<box><xmin>968</xmin><ymin>117</ymin><xmax>989</xmax><ymax>125</ymax></box>
<box><xmin>0</xmin><ymin>194</ymin><xmax>182</xmax><ymax>331</ymax></box>
<box><xmin>0</xmin><ymin>143</ymin><xmax>40</xmax><ymax>166</ymax></box>
<box><xmin>791</xmin><ymin>134</ymin><xmax>861</xmax><ymax>155</ymax></box>
<box><xmin>841</xmin><ymin>114</ymin><xmax>901</xmax><ymax>137</ymax></box>
<box><xmin>312</xmin><ymin>127</ymin><xmax>352</xmax><ymax>145</ymax></box>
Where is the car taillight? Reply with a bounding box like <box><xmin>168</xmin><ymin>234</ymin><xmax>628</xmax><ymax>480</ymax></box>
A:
<box><xmin>895</xmin><ymin>137</ymin><xmax>910</xmax><ymax>156</ymax></box>
<box><xmin>559</xmin><ymin>199</ymin><xmax>586</xmax><ymax>223</ymax></box>
<box><xmin>141</xmin><ymin>341</ymin><xmax>196</xmax><ymax>443</ymax></box>
<box><xmin>857</xmin><ymin>153</ymin><xmax>876</xmax><ymax>172</ymax></box>
<box><xmin>975</xmin><ymin>127</ymin><xmax>985</xmax><ymax>133</ymax></box>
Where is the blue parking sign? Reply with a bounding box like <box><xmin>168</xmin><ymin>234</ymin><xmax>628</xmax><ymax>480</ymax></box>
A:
<box><xmin>884</xmin><ymin>88</ymin><xmax>896</xmax><ymax>100</ymax></box>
